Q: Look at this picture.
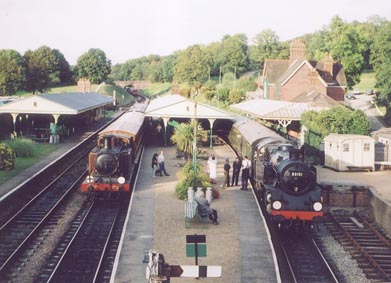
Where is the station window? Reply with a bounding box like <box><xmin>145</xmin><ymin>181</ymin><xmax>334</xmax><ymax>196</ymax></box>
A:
<box><xmin>343</xmin><ymin>143</ymin><xmax>349</xmax><ymax>152</ymax></box>
<box><xmin>363</xmin><ymin>143</ymin><xmax>370</xmax><ymax>151</ymax></box>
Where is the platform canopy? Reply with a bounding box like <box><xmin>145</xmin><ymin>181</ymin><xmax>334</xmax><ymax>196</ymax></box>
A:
<box><xmin>0</xmin><ymin>92</ymin><xmax>112</xmax><ymax>115</ymax></box>
<box><xmin>145</xmin><ymin>94</ymin><xmax>233</xmax><ymax>120</ymax></box>
<box><xmin>145</xmin><ymin>94</ymin><xmax>234</xmax><ymax>147</ymax></box>
<box><xmin>0</xmin><ymin>92</ymin><xmax>113</xmax><ymax>132</ymax></box>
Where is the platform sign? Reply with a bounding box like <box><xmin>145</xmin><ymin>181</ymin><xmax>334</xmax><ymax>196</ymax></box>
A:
<box><xmin>170</xmin><ymin>265</ymin><xmax>222</xmax><ymax>278</ymax></box>
<box><xmin>186</xmin><ymin>243</ymin><xmax>207</xmax><ymax>257</ymax></box>
<box><xmin>186</xmin><ymin>234</ymin><xmax>206</xmax><ymax>265</ymax></box>
<box><xmin>186</xmin><ymin>234</ymin><xmax>206</xmax><ymax>243</ymax></box>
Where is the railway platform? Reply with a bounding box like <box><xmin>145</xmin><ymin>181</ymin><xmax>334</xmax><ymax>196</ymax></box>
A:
<box><xmin>112</xmin><ymin>144</ymin><xmax>279</xmax><ymax>283</ymax></box>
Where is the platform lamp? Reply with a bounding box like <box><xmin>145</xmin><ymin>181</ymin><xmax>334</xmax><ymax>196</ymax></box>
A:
<box><xmin>192</xmin><ymin>92</ymin><xmax>198</xmax><ymax>175</ymax></box>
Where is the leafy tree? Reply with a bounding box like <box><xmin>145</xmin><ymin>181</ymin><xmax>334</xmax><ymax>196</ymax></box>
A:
<box><xmin>24</xmin><ymin>46</ymin><xmax>72</xmax><ymax>93</ymax></box>
<box><xmin>217</xmin><ymin>34</ymin><xmax>249</xmax><ymax>75</ymax></box>
<box><xmin>0</xmin><ymin>50</ymin><xmax>25</xmax><ymax>96</ymax></box>
<box><xmin>330</xmin><ymin>23</ymin><xmax>366</xmax><ymax>88</ymax></box>
<box><xmin>371</xmin><ymin>22</ymin><xmax>391</xmax><ymax>124</ymax></box>
<box><xmin>75</xmin><ymin>48</ymin><xmax>111</xmax><ymax>84</ymax></box>
<box><xmin>249</xmin><ymin>29</ymin><xmax>284</xmax><ymax>69</ymax></box>
<box><xmin>174</xmin><ymin>45</ymin><xmax>209</xmax><ymax>84</ymax></box>
<box><xmin>52</xmin><ymin>49</ymin><xmax>73</xmax><ymax>84</ymax></box>
<box><xmin>301</xmin><ymin>107</ymin><xmax>371</xmax><ymax>149</ymax></box>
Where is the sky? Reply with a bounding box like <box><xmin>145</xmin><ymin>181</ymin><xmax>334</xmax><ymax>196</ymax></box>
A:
<box><xmin>1</xmin><ymin>0</ymin><xmax>390</xmax><ymax>65</ymax></box>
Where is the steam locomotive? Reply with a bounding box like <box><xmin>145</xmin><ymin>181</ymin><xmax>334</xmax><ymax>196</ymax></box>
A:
<box><xmin>228</xmin><ymin>117</ymin><xmax>323</xmax><ymax>227</ymax></box>
<box><xmin>80</xmin><ymin>99</ymin><xmax>149</xmax><ymax>197</ymax></box>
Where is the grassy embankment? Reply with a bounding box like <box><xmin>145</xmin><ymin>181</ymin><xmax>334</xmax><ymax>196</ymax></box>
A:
<box><xmin>353</xmin><ymin>70</ymin><xmax>386</xmax><ymax>115</ymax></box>
<box><xmin>0</xmin><ymin>83</ymin><xmax>171</xmax><ymax>184</ymax></box>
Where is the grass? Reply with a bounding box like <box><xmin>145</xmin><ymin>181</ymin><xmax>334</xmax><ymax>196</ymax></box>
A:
<box><xmin>0</xmin><ymin>143</ymin><xmax>59</xmax><ymax>184</ymax></box>
<box><xmin>353</xmin><ymin>70</ymin><xmax>376</xmax><ymax>93</ymax></box>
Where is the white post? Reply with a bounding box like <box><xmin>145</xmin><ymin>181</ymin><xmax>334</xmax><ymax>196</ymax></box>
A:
<box><xmin>206</xmin><ymin>187</ymin><xmax>213</xmax><ymax>203</ymax></box>
<box><xmin>187</xmin><ymin>187</ymin><xmax>195</xmax><ymax>202</ymax></box>
<box><xmin>196</xmin><ymin>187</ymin><xmax>203</xmax><ymax>198</ymax></box>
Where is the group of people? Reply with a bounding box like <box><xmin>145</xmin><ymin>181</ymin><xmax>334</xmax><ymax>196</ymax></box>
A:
<box><xmin>208</xmin><ymin>154</ymin><xmax>251</xmax><ymax>190</ymax></box>
<box><xmin>151</xmin><ymin>150</ymin><xmax>170</xmax><ymax>177</ymax></box>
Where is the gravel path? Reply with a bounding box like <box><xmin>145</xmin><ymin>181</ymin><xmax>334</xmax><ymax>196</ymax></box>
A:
<box><xmin>150</xmin><ymin>145</ymin><xmax>241</xmax><ymax>283</ymax></box>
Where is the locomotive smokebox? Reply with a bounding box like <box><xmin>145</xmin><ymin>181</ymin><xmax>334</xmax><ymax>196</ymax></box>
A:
<box><xmin>289</xmin><ymin>148</ymin><xmax>300</xmax><ymax>160</ymax></box>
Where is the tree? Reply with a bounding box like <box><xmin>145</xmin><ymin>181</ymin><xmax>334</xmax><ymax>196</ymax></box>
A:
<box><xmin>301</xmin><ymin>107</ymin><xmax>371</xmax><ymax>149</ymax></box>
<box><xmin>174</xmin><ymin>45</ymin><xmax>209</xmax><ymax>84</ymax></box>
<box><xmin>371</xmin><ymin>22</ymin><xmax>391</xmax><ymax>124</ymax></box>
<box><xmin>76</xmin><ymin>48</ymin><xmax>111</xmax><ymax>84</ymax></box>
<box><xmin>331</xmin><ymin>24</ymin><xmax>366</xmax><ymax>88</ymax></box>
<box><xmin>0</xmin><ymin>49</ymin><xmax>25</xmax><ymax>96</ymax></box>
<box><xmin>217</xmin><ymin>34</ymin><xmax>249</xmax><ymax>75</ymax></box>
<box><xmin>250</xmin><ymin>29</ymin><xmax>284</xmax><ymax>69</ymax></box>
<box><xmin>24</xmin><ymin>46</ymin><xmax>72</xmax><ymax>93</ymax></box>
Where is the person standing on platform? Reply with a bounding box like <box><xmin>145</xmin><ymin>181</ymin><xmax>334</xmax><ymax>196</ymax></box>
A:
<box><xmin>223</xmin><ymin>158</ymin><xmax>231</xmax><ymax>188</ymax></box>
<box><xmin>231</xmin><ymin>157</ymin><xmax>242</xmax><ymax>186</ymax></box>
<box><xmin>151</xmin><ymin>153</ymin><xmax>158</xmax><ymax>177</ymax></box>
<box><xmin>207</xmin><ymin>154</ymin><xmax>217</xmax><ymax>184</ymax></box>
<box><xmin>158</xmin><ymin>150</ymin><xmax>170</xmax><ymax>176</ymax></box>
<box><xmin>240</xmin><ymin>155</ymin><xmax>251</xmax><ymax>190</ymax></box>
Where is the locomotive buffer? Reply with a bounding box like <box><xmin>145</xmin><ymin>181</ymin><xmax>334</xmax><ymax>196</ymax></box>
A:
<box><xmin>145</xmin><ymin>235</ymin><xmax>221</xmax><ymax>282</ymax></box>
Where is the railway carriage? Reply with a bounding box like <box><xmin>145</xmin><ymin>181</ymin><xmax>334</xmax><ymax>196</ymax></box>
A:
<box><xmin>228</xmin><ymin>116</ymin><xmax>323</xmax><ymax>227</ymax></box>
<box><xmin>80</xmin><ymin>100</ymin><xmax>148</xmax><ymax>196</ymax></box>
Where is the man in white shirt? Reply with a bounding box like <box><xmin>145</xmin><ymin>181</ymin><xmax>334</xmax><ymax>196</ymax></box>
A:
<box><xmin>240</xmin><ymin>155</ymin><xmax>251</xmax><ymax>190</ymax></box>
<box><xmin>158</xmin><ymin>150</ymin><xmax>170</xmax><ymax>176</ymax></box>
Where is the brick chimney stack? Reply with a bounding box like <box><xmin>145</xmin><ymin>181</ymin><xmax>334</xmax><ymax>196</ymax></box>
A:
<box><xmin>77</xmin><ymin>78</ymin><xmax>91</xmax><ymax>93</ymax></box>
<box><xmin>323</xmin><ymin>53</ymin><xmax>334</xmax><ymax>83</ymax></box>
<box><xmin>289</xmin><ymin>39</ymin><xmax>306</xmax><ymax>65</ymax></box>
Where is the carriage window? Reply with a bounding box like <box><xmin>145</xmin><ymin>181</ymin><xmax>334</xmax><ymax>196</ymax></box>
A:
<box><xmin>343</xmin><ymin>143</ymin><xmax>349</xmax><ymax>152</ymax></box>
<box><xmin>363</xmin><ymin>143</ymin><xmax>370</xmax><ymax>151</ymax></box>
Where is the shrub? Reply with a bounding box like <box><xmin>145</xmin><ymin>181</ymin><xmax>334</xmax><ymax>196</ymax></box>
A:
<box><xmin>6</xmin><ymin>138</ymin><xmax>37</xmax><ymax>157</ymax></box>
<box><xmin>0</xmin><ymin>143</ymin><xmax>15</xmax><ymax>170</ymax></box>
<box><xmin>175</xmin><ymin>162</ymin><xmax>211</xmax><ymax>200</ymax></box>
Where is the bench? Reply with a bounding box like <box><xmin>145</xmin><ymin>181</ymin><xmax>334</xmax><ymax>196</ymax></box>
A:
<box><xmin>184</xmin><ymin>201</ymin><xmax>210</xmax><ymax>228</ymax></box>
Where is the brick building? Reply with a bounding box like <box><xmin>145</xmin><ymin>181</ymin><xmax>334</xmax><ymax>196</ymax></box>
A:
<box><xmin>262</xmin><ymin>39</ymin><xmax>347</xmax><ymax>102</ymax></box>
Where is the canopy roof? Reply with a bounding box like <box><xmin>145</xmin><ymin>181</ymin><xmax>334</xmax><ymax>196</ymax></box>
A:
<box><xmin>230</xmin><ymin>92</ymin><xmax>343</xmax><ymax>121</ymax></box>
<box><xmin>231</xmin><ymin>98</ymin><xmax>308</xmax><ymax>121</ymax></box>
<box><xmin>145</xmin><ymin>94</ymin><xmax>234</xmax><ymax>120</ymax></box>
<box><xmin>0</xmin><ymin>92</ymin><xmax>112</xmax><ymax>115</ymax></box>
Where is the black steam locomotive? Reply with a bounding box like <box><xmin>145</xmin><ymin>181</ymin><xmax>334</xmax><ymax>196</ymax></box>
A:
<box><xmin>80</xmin><ymin>98</ymin><xmax>149</xmax><ymax>197</ymax></box>
<box><xmin>228</xmin><ymin>117</ymin><xmax>323</xmax><ymax>227</ymax></box>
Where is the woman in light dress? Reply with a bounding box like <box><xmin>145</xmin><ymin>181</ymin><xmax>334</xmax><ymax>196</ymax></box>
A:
<box><xmin>208</xmin><ymin>154</ymin><xmax>217</xmax><ymax>184</ymax></box>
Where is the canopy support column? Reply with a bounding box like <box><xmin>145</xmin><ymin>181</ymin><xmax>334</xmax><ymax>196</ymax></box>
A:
<box><xmin>51</xmin><ymin>114</ymin><xmax>61</xmax><ymax>134</ymax></box>
<box><xmin>11</xmin><ymin>113</ymin><xmax>19</xmax><ymax>133</ymax></box>
<box><xmin>162</xmin><ymin>117</ymin><xmax>170</xmax><ymax>147</ymax></box>
<box><xmin>208</xmin><ymin>118</ymin><xmax>216</xmax><ymax>148</ymax></box>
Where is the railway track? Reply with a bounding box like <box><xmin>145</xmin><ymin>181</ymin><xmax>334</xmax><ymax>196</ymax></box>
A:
<box><xmin>279</xmin><ymin>231</ymin><xmax>339</xmax><ymax>283</ymax></box>
<box><xmin>0</xmin><ymin>158</ymin><xmax>88</xmax><ymax>281</ymax></box>
<box><xmin>325</xmin><ymin>210</ymin><xmax>391</xmax><ymax>282</ymax></box>
<box><xmin>37</xmin><ymin>199</ymin><xmax>129</xmax><ymax>283</ymax></box>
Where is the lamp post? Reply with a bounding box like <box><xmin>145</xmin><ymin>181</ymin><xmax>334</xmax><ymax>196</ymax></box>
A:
<box><xmin>218</xmin><ymin>66</ymin><xmax>222</xmax><ymax>105</ymax></box>
<box><xmin>193</xmin><ymin>95</ymin><xmax>198</xmax><ymax>175</ymax></box>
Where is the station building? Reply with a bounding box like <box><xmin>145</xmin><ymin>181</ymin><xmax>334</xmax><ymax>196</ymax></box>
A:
<box><xmin>0</xmin><ymin>92</ymin><xmax>113</xmax><ymax>142</ymax></box>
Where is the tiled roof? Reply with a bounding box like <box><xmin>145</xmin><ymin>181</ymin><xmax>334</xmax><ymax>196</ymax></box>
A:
<box><xmin>230</xmin><ymin>98</ymin><xmax>308</xmax><ymax>121</ymax></box>
<box><xmin>292</xmin><ymin>91</ymin><xmax>342</xmax><ymax>109</ymax></box>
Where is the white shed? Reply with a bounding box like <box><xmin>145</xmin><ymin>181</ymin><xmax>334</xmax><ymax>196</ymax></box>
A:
<box><xmin>324</xmin><ymin>134</ymin><xmax>374</xmax><ymax>171</ymax></box>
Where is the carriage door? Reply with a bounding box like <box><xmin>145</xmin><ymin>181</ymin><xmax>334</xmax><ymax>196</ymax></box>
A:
<box><xmin>353</xmin><ymin>139</ymin><xmax>363</xmax><ymax>166</ymax></box>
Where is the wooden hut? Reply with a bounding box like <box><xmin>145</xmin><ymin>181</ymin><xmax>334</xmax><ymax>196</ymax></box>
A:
<box><xmin>324</xmin><ymin>134</ymin><xmax>374</xmax><ymax>171</ymax></box>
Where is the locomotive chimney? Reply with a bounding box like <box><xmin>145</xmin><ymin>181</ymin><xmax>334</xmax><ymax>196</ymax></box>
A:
<box><xmin>103</xmin><ymin>136</ymin><xmax>112</xmax><ymax>150</ymax></box>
